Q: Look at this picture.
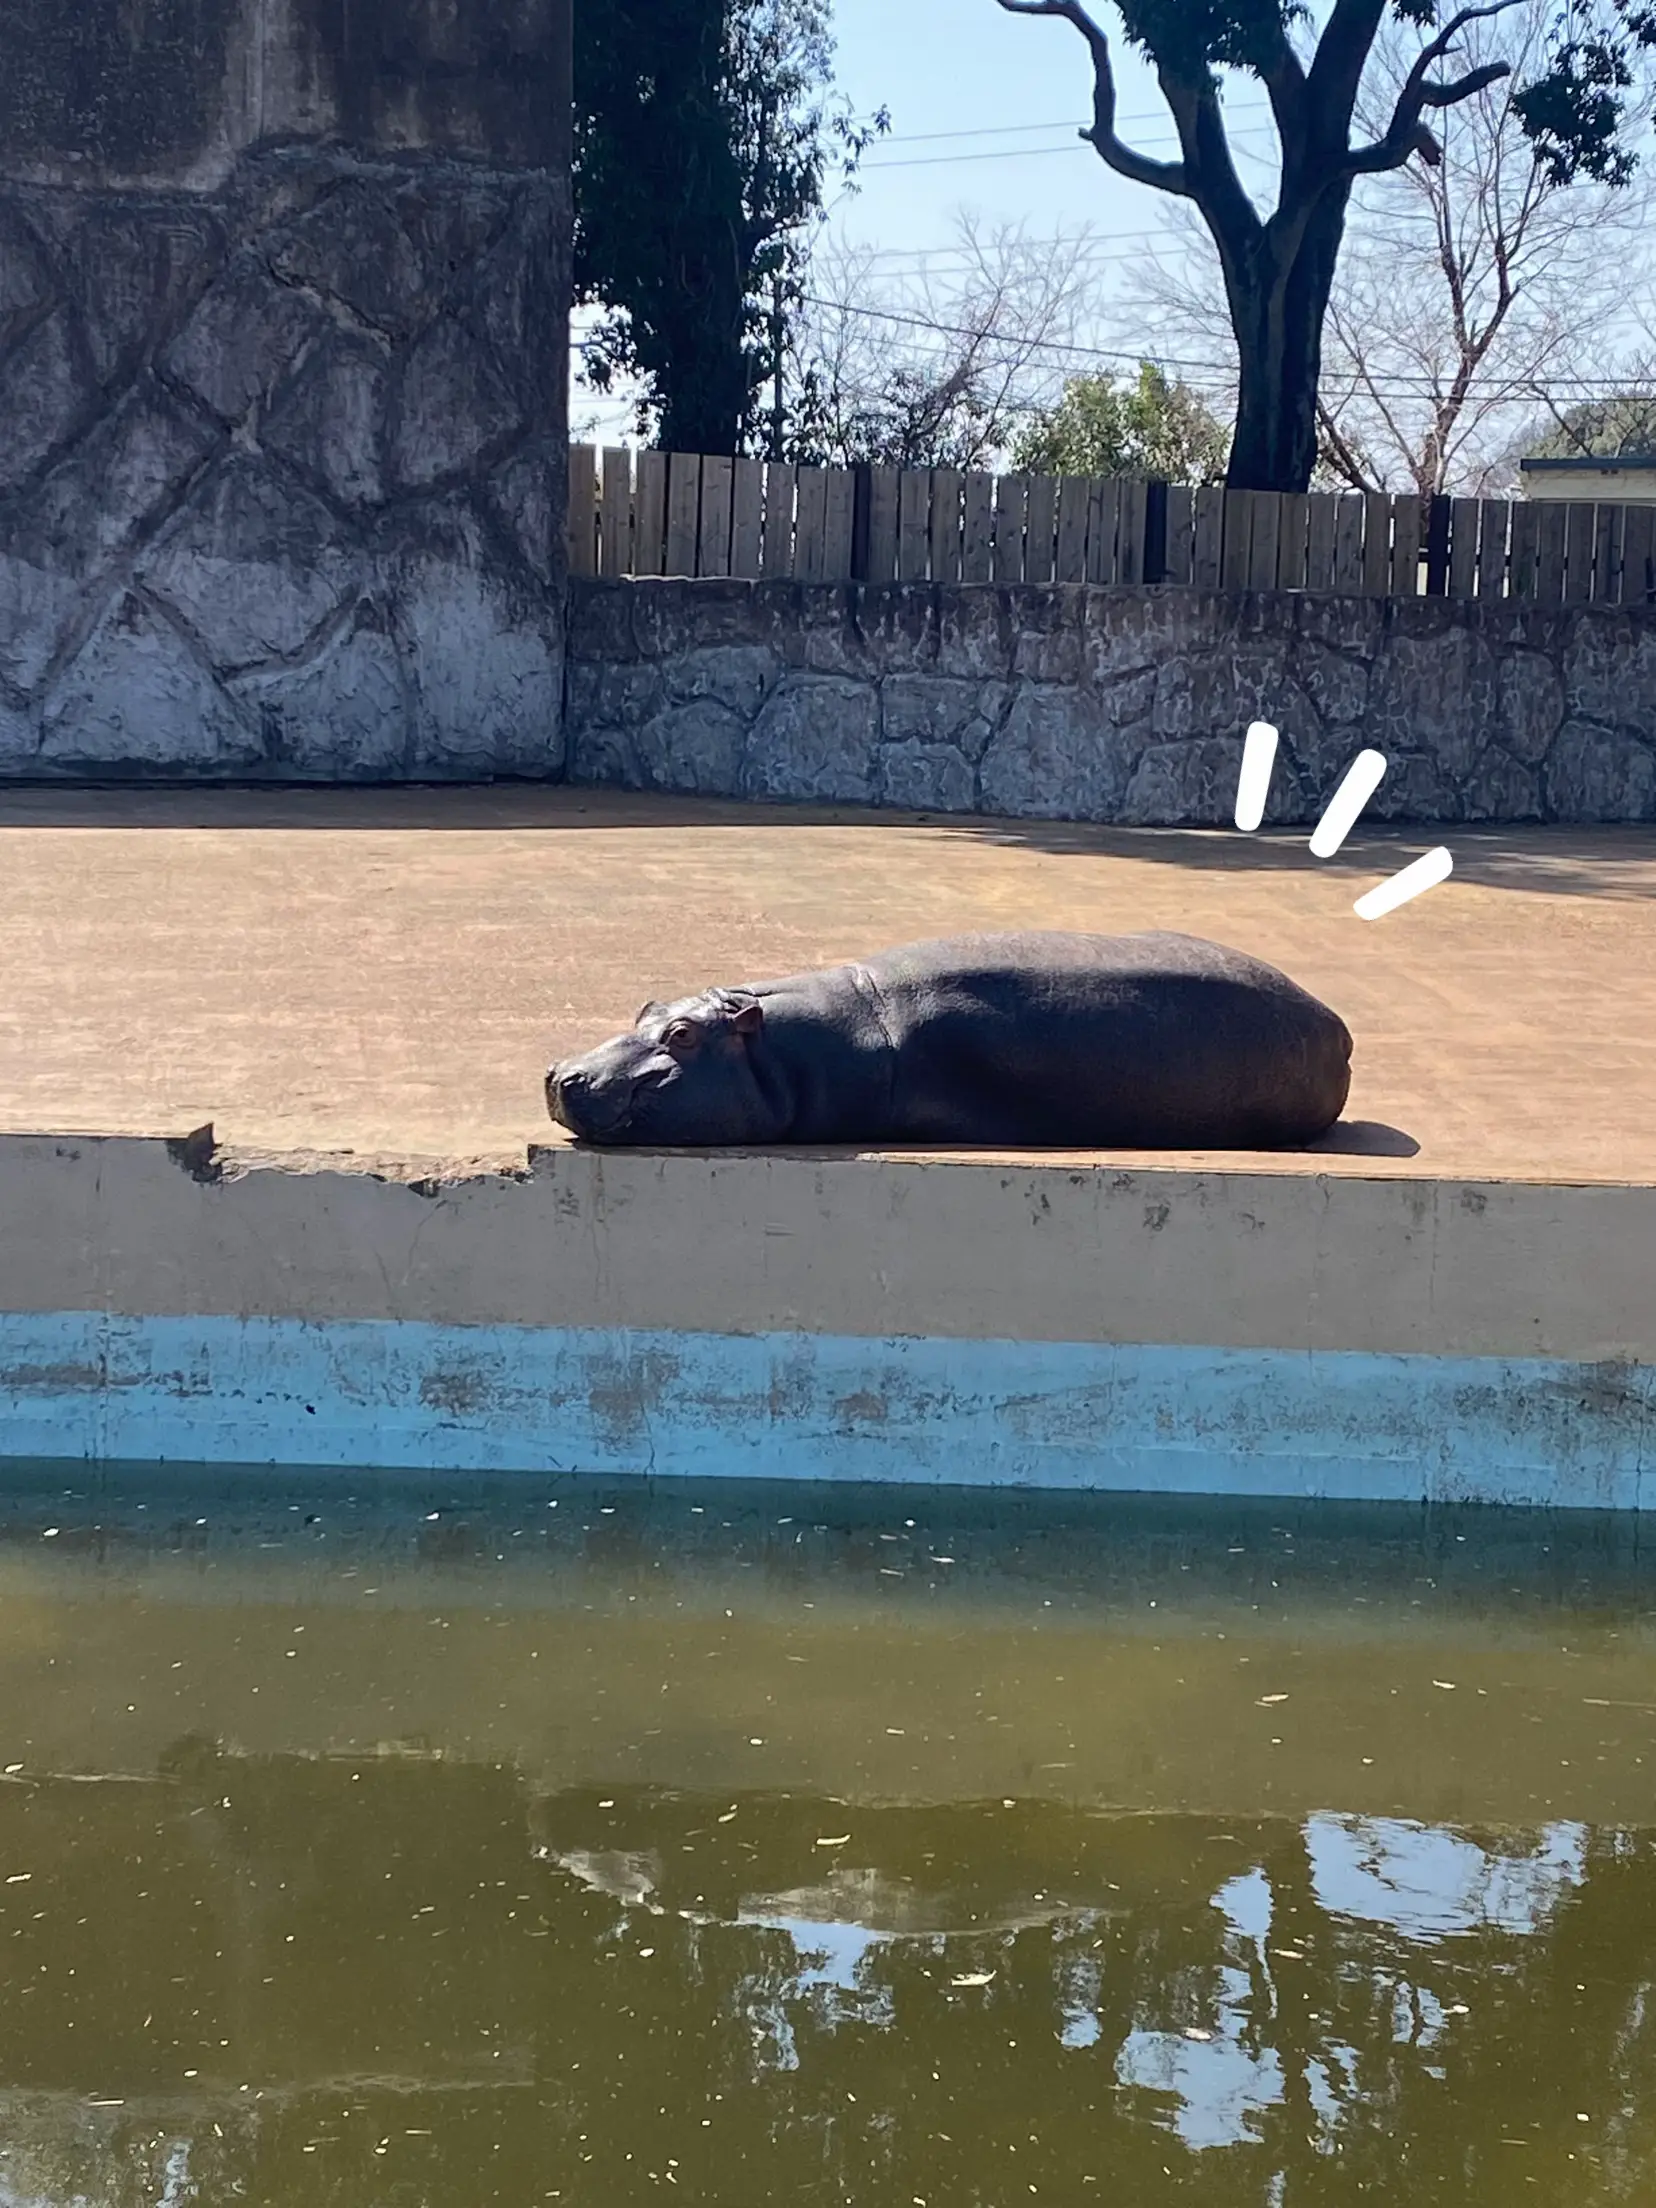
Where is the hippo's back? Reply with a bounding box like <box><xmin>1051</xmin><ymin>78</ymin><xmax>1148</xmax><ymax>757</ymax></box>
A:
<box><xmin>860</xmin><ymin>929</ymin><xmax>1352</xmax><ymax>1148</ymax></box>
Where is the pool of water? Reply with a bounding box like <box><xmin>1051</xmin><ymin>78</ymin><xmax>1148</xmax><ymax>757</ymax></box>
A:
<box><xmin>0</xmin><ymin>1468</ymin><xmax>1654</xmax><ymax>2205</ymax></box>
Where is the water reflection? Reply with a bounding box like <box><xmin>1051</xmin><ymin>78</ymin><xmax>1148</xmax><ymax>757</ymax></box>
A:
<box><xmin>0</xmin><ymin>1471</ymin><xmax>1650</xmax><ymax>2203</ymax></box>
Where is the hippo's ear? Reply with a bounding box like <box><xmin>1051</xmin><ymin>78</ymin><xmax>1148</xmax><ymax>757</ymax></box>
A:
<box><xmin>731</xmin><ymin>1002</ymin><xmax>764</xmax><ymax>1037</ymax></box>
<box><xmin>635</xmin><ymin>999</ymin><xmax>666</xmax><ymax>1027</ymax></box>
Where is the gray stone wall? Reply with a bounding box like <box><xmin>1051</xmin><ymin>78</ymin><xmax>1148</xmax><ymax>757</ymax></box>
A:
<box><xmin>567</xmin><ymin>578</ymin><xmax>1656</xmax><ymax>825</ymax></box>
<box><xmin>0</xmin><ymin>0</ymin><xmax>570</xmax><ymax>781</ymax></box>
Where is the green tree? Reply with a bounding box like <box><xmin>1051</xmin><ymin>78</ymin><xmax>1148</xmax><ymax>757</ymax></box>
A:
<box><xmin>1521</xmin><ymin>390</ymin><xmax>1656</xmax><ymax>458</ymax></box>
<box><xmin>573</xmin><ymin>0</ymin><xmax>885</xmax><ymax>457</ymax></box>
<box><xmin>1011</xmin><ymin>362</ymin><xmax>1231</xmax><ymax>480</ymax></box>
<box><xmin>996</xmin><ymin>0</ymin><xmax>1656</xmax><ymax>493</ymax></box>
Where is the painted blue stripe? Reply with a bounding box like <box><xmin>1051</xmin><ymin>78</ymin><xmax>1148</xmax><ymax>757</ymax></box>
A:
<box><xmin>0</xmin><ymin>1311</ymin><xmax>1647</xmax><ymax>1509</ymax></box>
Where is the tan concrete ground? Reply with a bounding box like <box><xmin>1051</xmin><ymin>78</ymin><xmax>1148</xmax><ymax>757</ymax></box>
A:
<box><xmin>0</xmin><ymin>785</ymin><xmax>1649</xmax><ymax>1184</ymax></box>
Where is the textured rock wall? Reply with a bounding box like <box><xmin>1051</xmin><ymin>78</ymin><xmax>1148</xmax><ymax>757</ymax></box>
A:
<box><xmin>568</xmin><ymin>578</ymin><xmax>1656</xmax><ymax>825</ymax></box>
<box><xmin>0</xmin><ymin>153</ymin><xmax>567</xmax><ymax>780</ymax></box>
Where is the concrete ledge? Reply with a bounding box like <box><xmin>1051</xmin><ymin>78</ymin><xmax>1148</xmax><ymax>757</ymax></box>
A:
<box><xmin>4</xmin><ymin>1131</ymin><xmax>1652</xmax><ymax>1506</ymax></box>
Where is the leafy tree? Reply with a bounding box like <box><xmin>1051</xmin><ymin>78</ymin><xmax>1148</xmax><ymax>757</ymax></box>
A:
<box><xmin>573</xmin><ymin>0</ymin><xmax>885</xmax><ymax>456</ymax></box>
<box><xmin>996</xmin><ymin>0</ymin><xmax>1656</xmax><ymax>492</ymax></box>
<box><xmin>1011</xmin><ymin>362</ymin><xmax>1231</xmax><ymax>480</ymax></box>
<box><xmin>1519</xmin><ymin>389</ymin><xmax>1656</xmax><ymax>457</ymax></box>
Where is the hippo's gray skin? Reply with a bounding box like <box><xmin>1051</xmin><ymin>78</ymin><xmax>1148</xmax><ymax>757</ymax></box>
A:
<box><xmin>544</xmin><ymin>929</ymin><xmax>1353</xmax><ymax>1150</ymax></box>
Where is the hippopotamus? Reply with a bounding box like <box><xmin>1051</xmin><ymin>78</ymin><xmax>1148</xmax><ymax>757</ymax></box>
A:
<box><xmin>544</xmin><ymin>929</ymin><xmax>1352</xmax><ymax>1151</ymax></box>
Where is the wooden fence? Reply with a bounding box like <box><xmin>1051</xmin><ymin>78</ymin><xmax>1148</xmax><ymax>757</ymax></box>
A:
<box><xmin>569</xmin><ymin>443</ymin><xmax>1656</xmax><ymax>609</ymax></box>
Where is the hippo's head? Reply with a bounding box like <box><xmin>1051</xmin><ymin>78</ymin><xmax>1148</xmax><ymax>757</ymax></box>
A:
<box><xmin>545</xmin><ymin>988</ymin><xmax>784</xmax><ymax>1147</ymax></box>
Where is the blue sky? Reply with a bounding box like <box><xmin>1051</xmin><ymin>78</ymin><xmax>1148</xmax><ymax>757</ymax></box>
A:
<box><xmin>824</xmin><ymin>0</ymin><xmax>1270</xmax><ymax>259</ymax></box>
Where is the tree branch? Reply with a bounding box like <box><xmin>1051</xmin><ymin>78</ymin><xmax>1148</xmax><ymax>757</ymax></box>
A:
<box><xmin>1253</xmin><ymin>21</ymin><xmax>1310</xmax><ymax>155</ymax></box>
<box><xmin>1308</xmin><ymin>0</ymin><xmax>1390</xmax><ymax>132</ymax></box>
<box><xmin>1158</xmin><ymin>66</ymin><xmax>1265</xmax><ymax>249</ymax></box>
<box><xmin>1345</xmin><ymin>3</ymin><xmax>1523</xmax><ymax>178</ymax></box>
<box><xmin>995</xmin><ymin>0</ymin><xmax>1190</xmax><ymax>196</ymax></box>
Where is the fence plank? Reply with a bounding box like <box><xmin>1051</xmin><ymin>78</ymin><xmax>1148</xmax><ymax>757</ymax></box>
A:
<box><xmin>1447</xmin><ymin>498</ymin><xmax>1479</xmax><ymax>600</ymax></box>
<box><xmin>898</xmin><ymin>469</ymin><xmax>931</xmax><ymax>581</ymax></box>
<box><xmin>730</xmin><ymin>458</ymin><xmax>764</xmax><ymax>578</ymax></box>
<box><xmin>1246</xmin><ymin>492</ymin><xmax>1280</xmax><ymax>590</ymax></box>
<box><xmin>960</xmin><ymin>473</ymin><xmax>995</xmax><ymax>582</ymax></box>
<box><xmin>631</xmin><ymin>450</ymin><xmax>667</xmax><ymax>576</ymax></box>
<box><xmin>697</xmin><ymin>455</ymin><xmax>733</xmax><ymax>577</ymax></box>
<box><xmin>1191</xmin><ymin>486</ymin><xmax>1225</xmax><ymax>590</ymax></box>
<box><xmin>1473</xmin><ymin>499</ymin><xmax>1506</xmax><ymax>599</ymax></box>
<box><xmin>1023</xmin><ymin>471</ymin><xmax>1058</xmax><ymax>584</ymax></box>
<box><xmin>664</xmin><ymin>454</ymin><xmax>701</xmax><ymax>576</ymax></box>
<box><xmin>863</xmin><ymin>466</ymin><xmax>899</xmax><ymax>584</ymax></box>
<box><xmin>1507</xmin><ymin>500</ymin><xmax>1539</xmax><ymax>599</ymax></box>
<box><xmin>1162</xmin><ymin>485</ymin><xmax>1194</xmax><ymax>585</ymax></box>
<box><xmin>1619</xmin><ymin>502</ymin><xmax>1655</xmax><ymax>605</ymax></box>
<box><xmin>821</xmin><ymin>466</ymin><xmax>854</xmax><ymax>581</ymax></box>
<box><xmin>1533</xmin><ymin>500</ymin><xmax>1568</xmax><ymax>604</ymax></box>
<box><xmin>1086</xmin><ymin>478</ymin><xmax>1120</xmax><ymax>583</ymax></box>
<box><xmin>598</xmin><ymin>446</ymin><xmax>633</xmax><ymax>577</ymax></box>
<box><xmin>1116</xmin><ymin>478</ymin><xmax>1149</xmax><ymax>585</ymax></box>
<box><xmin>929</xmin><ymin>467</ymin><xmax>963</xmax><ymax>584</ymax></box>
<box><xmin>1304</xmin><ymin>493</ymin><xmax>1338</xmax><ymax>591</ymax></box>
<box><xmin>793</xmin><ymin>465</ymin><xmax>829</xmax><ymax>580</ymax></box>
<box><xmin>1563</xmin><ymin>501</ymin><xmax>1596</xmax><ymax>605</ymax></box>
<box><xmin>993</xmin><ymin>475</ymin><xmax>1029</xmax><ymax>582</ymax></box>
<box><xmin>1361</xmin><ymin>493</ymin><xmax>1391</xmax><ymax>596</ymax></box>
<box><xmin>1332</xmin><ymin>497</ymin><xmax>1364</xmax><ymax>592</ymax></box>
<box><xmin>1054</xmin><ymin>476</ymin><xmax>1089</xmax><ymax>582</ymax></box>
<box><xmin>1220</xmin><ymin>490</ymin><xmax>1254</xmax><ymax>590</ymax></box>
<box><xmin>568</xmin><ymin>443</ymin><xmax>598</xmax><ymax>577</ymax></box>
<box><xmin>1592</xmin><ymin>503</ymin><xmax>1623</xmax><ymax>606</ymax></box>
<box><xmin>1274</xmin><ymin>492</ymin><xmax>1307</xmax><ymax>591</ymax></box>
<box><xmin>758</xmin><ymin>464</ymin><xmax>795</xmax><ymax>578</ymax></box>
<box><xmin>1390</xmin><ymin>495</ymin><xmax>1422</xmax><ymax>597</ymax></box>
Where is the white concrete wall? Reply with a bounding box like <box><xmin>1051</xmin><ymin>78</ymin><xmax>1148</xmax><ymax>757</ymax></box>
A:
<box><xmin>0</xmin><ymin>1131</ymin><xmax>1651</xmax><ymax>1501</ymax></box>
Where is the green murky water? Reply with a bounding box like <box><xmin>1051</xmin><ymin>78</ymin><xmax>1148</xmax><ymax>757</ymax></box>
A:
<box><xmin>0</xmin><ymin>1470</ymin><xmax>1654</xmax><ymax>2205</ymax></box>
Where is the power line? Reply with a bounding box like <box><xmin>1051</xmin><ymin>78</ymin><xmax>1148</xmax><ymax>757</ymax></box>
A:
<box><xmin>860</xmin><ymin>123</ymin><xmax>1280</xmax><ymax>172</ymax></box>
<box><xmin>868</xmin><ymin>104</ymin><xmax>1273</xmax><ymax>148</ymax></box>
<box><xmin>826</xmin><ymin>243</ymin><xmax>1195</xmax><ymax>282</ymax></box>
<box><xmin>844</xmin><ymin>224</ymin><xmax>1186</xmax><ymax>264</ymax></box>
<box><xmin>798</xmin><ymin>291</ymin><xmax>1656</xmax><ymax>399</ymax></box>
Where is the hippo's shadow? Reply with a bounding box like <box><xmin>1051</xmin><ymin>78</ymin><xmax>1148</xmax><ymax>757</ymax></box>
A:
<box><xmin>541</xmin><ymin>1119</ymin><xmax>1423</xmax><ymax>1161</ymax></box>
<box><xmin>1306</xmin><ymin>1118</ymin><xmax>1421</xmax><ymax>1159</ymax></box>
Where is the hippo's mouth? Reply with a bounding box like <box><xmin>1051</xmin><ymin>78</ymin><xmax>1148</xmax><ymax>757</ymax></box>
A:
<box><xmin>544</xmin><ymin>1069</ymin><xmax>632</xmax><ymax>1143</ymax></box>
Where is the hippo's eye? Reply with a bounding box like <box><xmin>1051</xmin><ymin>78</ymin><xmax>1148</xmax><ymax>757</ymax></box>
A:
<box><xmin>662</xmin><ymin>1020</ymin><xmax>701</xmax><ymax>1057</ymax></box>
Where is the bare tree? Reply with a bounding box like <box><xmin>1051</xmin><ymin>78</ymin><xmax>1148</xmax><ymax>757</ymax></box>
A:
<box><xmin>1321</xmin><ymin>1</ymin><xmax>1655</xmax><ymax>492</ymax></box>
<box><xmin>1132</xmin><ymin>0</ymin><xmax>1655</xmax><ymax>496</ymax></box>
<box><xmin>788</xmin><ymin>212</ymin><xmax>1103</xmax><ymax>469</ymax></box>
